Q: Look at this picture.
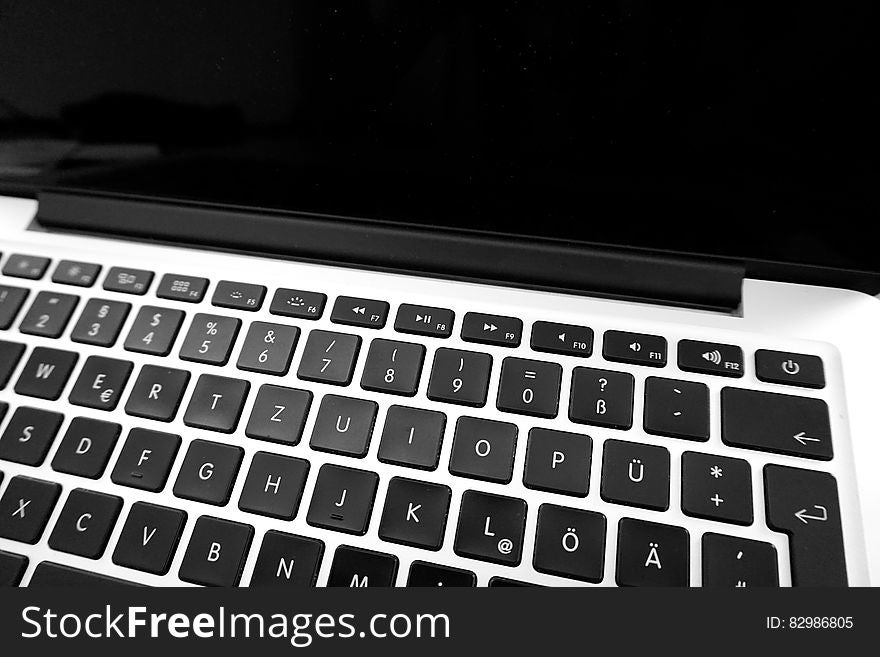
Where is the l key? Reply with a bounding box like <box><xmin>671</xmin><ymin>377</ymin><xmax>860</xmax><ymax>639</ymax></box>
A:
<box><xmin>453</xmin><ymin>490</ymin><xmax>526</xmax><ymax>567</ymax></box>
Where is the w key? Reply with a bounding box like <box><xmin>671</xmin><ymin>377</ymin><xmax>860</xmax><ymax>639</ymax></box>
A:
<box><xmin>496</xmin><ymin>357</ymin><xmax>562</xmax><ymax>418</ymax></box>
<box><xmin>14</xmin><ymin>347</ymin><xmax>78</xmax><ymax>400</ymax></box>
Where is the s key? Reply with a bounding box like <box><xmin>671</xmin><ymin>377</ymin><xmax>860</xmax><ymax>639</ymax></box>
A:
<box><xmin>569</xmin><ymin>367</ymin><xmax>634</xmax><ymax>430</ymax></box>
<box><xmin>426</xmin><ymin>348</ymin><xmax>492</xmax><ymax>407</ymax></box>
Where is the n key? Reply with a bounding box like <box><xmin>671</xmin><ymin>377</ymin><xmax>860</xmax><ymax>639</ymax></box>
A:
<box><xmin>14</xmin><ymin>347</ymin><xmax>78</xmax><ymax>400</ymax></box>
<box><xmin>0</xmin><ymin>476</ymin><xmax>62</xmax><ymax>543</ymax></box>
<box><xmin>113</xmin><ymin>502</ymin><xmax>187</xmax><ymax>575</ymax></box>
<box><xmin>250</xmin><ymin>531</ymin><xmax>324</xmax><ymax>587</ymax></box>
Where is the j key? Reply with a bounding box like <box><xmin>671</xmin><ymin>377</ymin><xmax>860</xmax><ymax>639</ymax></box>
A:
<box><xmin>534</xmin><ymin>504</ymin><xmax>606</xmax><ymax>583</ymax></box>
<box><xmin>3</xmin><ymin>254</ymin><xmax>50</xmax><ymax>279</ymax></box>
<box><xmin>309</xmin><ymin>395</ymin><xmax>378</xmax><ymax>457</ymax></box>
<box><xmin>331</xmin><ymin>296</ymin><xmax>389</xmax><ymax>329</ymax></box>
<box><xmin>327</xmin><ymin>546</ymin><xmax>398</xmax><ymax>587</ymax></box>
<box><xmin>643</xmin><ymin>377</ymin><xmax>709</xmax><ymax>441</ymax></box>
<box><xmin>0</xmin><ymin>406</ymin><xmax>64</xmax><ymax>466</ymax></box>
<box><xmin>426</xmin><ymin>348</ymin><xmax>492</xmax><ymax>407</ymax></box>
<box><xmin>179</xmin><ymin>313</ymin><xmax>241</xmax><ymax>365</ymax></box>
<box><xmin>616</xmin><ymin>518</ymin><xmax>689</xmax><ymax>587</ymax></box>
<box><xmin>721</xmin><ymin>388</ymin><xmax>833</xmax><ymax>460</ymax></box>
<box><xmin>124</xmin><ymin>365</ymin><xmax>190</xmax><ymax>422</ymax></box>
<box><xmin>523</xmin><ymin>428</ymin><xmax>592</xmax><ymax>497</ymax></box>
<box><xmin>245</xmin><ymin>385</ymin><xmax>313</xmax><ymax>445</ymax></box>
<box><xmin>682</xmin><ymin>452</ymin><xmax>752</xmax><ymax>525</ymax></box>
<box><xmin>755</xmin><ymin>349</ymin><xmax>825</xmax><ymax>389</ymax></box>
<box><xmin>0</xmin><ymin>285</ymin><xmax>29</xmax><ymax>329</ymax></box>
<box><xmin>361</xmin><ymin>339</ymin><xmax>425</xmax><ymax>396</ymax></box>
<box><xmin>14</xmin><ymin>347</ymin><xmax>78</xmax><ymax>400</ymax></box>
<box><xmin>238</xmin><ymin>452</ymin><xmax>310</xmax><ymax>520</ymax></box>
<box><xmin>496</xmin><ymin>357</ymin><xmax>562</xmax><ymax>418</ymax></box>
<box><xmin>378</xmin><ymin>477</ymin><xmax>451</xmax><ymax>551</ymax></box>
<box><xmin>0</xmin><ymin>550</ymin><xmax>28</xmax><ymax>586</ymax></box>
<box><xmin>448</xmin><ymin>416</ymin><xmax>518</xmax><ymax>484</ymax></box>
<box><xmin>297</xmin><ymin>330</ymin><xmax>361</xmax><ymax>385</ymax></box>
<box><xmin>51</xmin><ymin>417</ymin><xmax>121</xmax><ymax>479</ymax></box>
<box><xmin>48</xmin><ymin>488</ymin><xmax>122</xmax><ymax>558</ymax></box>
<box><xmin>702</xmin><ymin>533</ymin><xmax>779</xmax><ymax>587</ymax></box>
<box><xmin>70</xmin><ymin>298</ymin><xmax>131</xmax><ymax>347</ymax></box>
<box><xmin>377</xmin><ymin>405</ymin><xmax>446</xmax><ymax>470</ymax></box>
<box><xmin>18</xmin><ymin>291</ymin><xmax>78</xmax><ymax>338</ymax></box>
<box><xmin>179</xmin><ymin>516</ymin><xmax>254</xmax><ymax>587</ymax></box>
<box><xmin>111</xmin><ymin>428</ymin><xmax>181</xmax><ymax>492</ymax></box>
<box><xmin>306</xmin><ymin>464</ymin><xmax>379</xmax><ymax>536</ymax></box>
<box><xmin>677</xmin><ymin>340</ymin><xmax>744</xmax><ymax>378</ymax></box>
<box><xmin>454</xmin><ymin>490</ymin><xmax>527</xmax><ymax>567</ymax></box>
<box><xmin>29</xmin><ymin>562</ymin><xmax>139</xmax><ymax>587</ymax></box>
<box><xmin>52</xmin><ymin>260</ymin><xmax>101</xmax><ymax>287</ymax></box>
<box><xmin>237</xmin><ymin>322</ymin><xmax>299</xmax><ymax>375</ymax></box>
<box><xmin>249</xmin><ymin>531</ymin><xmax>324</xmax><ymax>587</ymax></box>
<box><xmin>568</xmin><ymin>367</ymin><xmax>634</xmax><ymax>429</ymax></box>
<box><xmin>603</xmin><ymin>330</ymin><xmax>667</xmax><ymax>367</ymax></box>
<box><xmin>0</xmin><ymin>340</ymin><xmax>25</xmax><ymax>389</ymax></box>
<box><xmin>407</xmin><ymin>561</ymin><xmax>475</xmax><ymax>587</ymax></box>
<box><xmin>394</xmin><ymin>304</ymin><xmax>454</xmax><ymax>339</ymax></box>
<box><xmin>764</xmin><ymin>464</ymin><xmax>846</xmax><ymax>586</ymax></box>
<box><xmin>104</xmin><ymin>266</ymin><xmax>153</xmax><ymax>295</ymax></box>
<box><xmin>461</xmin><ymin>312</ymin><xmax>522</xmax><ymax>347</ymax></box>
<box><xmin>0</xmin><ymin>476</ymin><xmax>61</xmax><ymax>543</ymax></box>
<box><xmin>156</xmin><ymin>274</ymin><xmax>209</xmax><ymax>303</ymax></box>
<box><xmin>173</xmin><ymin>439</ymin><xmax>244</xmax><ymax>506</ymax></box>
<box><xmin>68</xmin><ymin>356</ymin><xmax>133</xmax><ymax>411</ymax></box>
<box><xmin>112</xmin><ymin>502</ymin><xmax>187</xmax><ymax>575</ymax></box>
<box><xmin>124</xmin><ymin>306</ymin><xmax>185</xmax><ymax>356</ymax></box>
<box><xmin>269</xmin><ymin>287</ymin><xmax>327</xmax><ymax>320</ymax></box>
<box><xmin>601</xmin><ymin>439</ymin><xmax>670</xmax><ymax>511</ymax></box>
<box><xmin>183</xmin><ymin>374</ymin><xmax>250</xmax><ymax>433</ymax></box>
<box><xmin>211</xmin><ymin>280</ymin><xmax>266</xmax><ymax>311</ymax></box>
<box><xmin>530</xmin><ymin>321</ymin><xmax>594</xmax><ymax>357</ymax></box>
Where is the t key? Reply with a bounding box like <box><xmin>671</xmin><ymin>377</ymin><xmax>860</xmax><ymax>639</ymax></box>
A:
<box><xmin>569</xmin><ymin>367</ymin><xmax>634</xmax><ymax>429</ymax></box>
<box><xmin>426</xmin><ymin>348</ymin><xmax>492</xmax><ymax>407</ymax></box>
<box><xmin>183</xmin><ymin>374</ymin><xmax>250</xmax><ymax>433</ymax></box>
<box><xmin>496</xmin><ymin>357</ymin><xmax>562</xmax><ymax>418</ymax></box>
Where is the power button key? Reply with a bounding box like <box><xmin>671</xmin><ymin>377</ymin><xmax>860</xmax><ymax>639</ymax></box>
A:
<box><xmin>755</xmin><ymin>350</ymin><xmax>825</xmax><ymax>389</ymax></box>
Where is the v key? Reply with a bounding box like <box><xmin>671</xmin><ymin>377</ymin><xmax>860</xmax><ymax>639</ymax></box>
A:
<box><xmin>113</xmin><ymin>502</ymin><xmax>187</xmax><ymax>575</ymax></box>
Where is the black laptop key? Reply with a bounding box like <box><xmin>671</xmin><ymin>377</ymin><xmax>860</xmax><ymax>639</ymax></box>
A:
<box><xmin>755</xmin><ymin>349</ymin><xmax>825</xmax><ymax>389</ymax></box>
<box><xmin>643</xmin><ymin>377</ymin><xmax>709</xmax><ymax>441</ymax></box>
<box><xmin>407</xmin><ymin>561</ymin><xmax>475</xmax><ymax>587</ymax></box>
<box><xmin>51</xmin><ymin>417</ymin><xmax>121</xmax><ymax>479</ymax></box>
<box><xmin>394</xmin><ymin>304</ymin><xmax>454</xmax><ymax>338</ymax></box>
<box><xmin>48</xmin><ymin>488</ymin><xmax>122</xmax><ymax>558</ymax></box>
<box><xmin>238</xmin><ymin>452</ymin><xmax>309</xmax><ymax>520</ymax></box>
<box><xmin>682</xmin><ymin>452</ymin><xmax>753</xmax><ymax>525</ymax></box>
<box><xmin>52</xmin><ymin>260</ymin><xmax>101</xmax><ymax>287</ymax></box>
<box><xmin>0</xmin><ymin>476</ymin><xmax>61</xmax><ymax>543</ymax></box>
<box><xmin>14</xmin><ymin>347</ymin><xmax>78</xmax><ymax>400</ymax></box>
<box><xmin>448</xmin><ymin>416</ymin><xmax>517</xmax><ymax>483</ymax></box>
<box><xmin>156</xmin><ymin>273</ymin><xmax>209</xmax><ymax>303</ymax></box>
<box><xmin>488</xmin><ymin>577</ymin><xmax>540</xmax><ymax>587</ymax></box>
<box><xmin>179</xmin><ymin>313</ymin><xmax>241</xmax><ymax>365</ymax></box>
<box><xmin>179</xmin><ymin>516</ymin><xmax>254</xmax><ymax>587</ymax></box>
<box><xmin>173</xmin><ymin>439</ymin><xmax>244</xmax><ymax>506</ymax></box>
<box><xmin>360</xmin><ymin>338</ymin><xmax>425</xmax><ymax>396</ymax></box>
<box><xmin>331</xmin><ymin>296</ymin><xmax>390</xmax><ymax>329</ymax></box>
<box><xmin>237</xmin><ymin>321</ymin><xmax>299</xmax><ymax>375</ymax></box>
<box><xmin>534</xmin><ymin>504</ymin><xmax>606</xmax><ymax>583</ymax></box>
<box><xmin>306</xmin><ymin>464</ymin><xmax>379</xmax><ymax>535</ymax></box>
<box><xmin>245</xmin><ymin>384</ymin><xmax>312</xmax><ymax>445</ymax></box>
<box><xmin>124</xmin><ymin>306</ymin><xmax>185</xmax><ymax>356</ymax></box>
<box><xmin>523</xmin><ymin>428</ymin><xmax>592</xmax><ymax>497</ymax></box>
<box><xmin>454</xmin><ymin>490</ymin><xmax>526</xmax><ymax>567</ymax></box>
<box><xmin>250</xmin><ymin>531</ymin><xmax>324</xmax><ymax>587</ymax></box>
<box><xmin>721</xmin><ymin>387</ymin><xmax>833</xmax><ymax>460</ymax></box>
<box><xmin>0</xmin><ymin>406</ymin><xmax>64</xmax><ymax>466</ymax></box>
<box><xmin>461</xmin><ymin>312</ymin><xmax>522</xmax><ymax>347</ymax></box>
<box><xmin>3</xmin><ymin>254</ymin><xmax>50</xmax><ymax>279</ymax></box>
<box><xmin>569</xmin><ymin>367</ymin><xmax>634</xmax><ymax>429</ymax></box>
<box><xmin>68</xmin><ymin>356</ymin><xmax>133</xmax><ymax>411</ymax></box>
<box><xmin>0</xmin><ymin>285</ymin><xmax>29</xmax><ymax>329</ymax></box>
<box><xmin>270</xmin><ymin>287</ymin><xmax>327</xmax><ymax>320</ymax></box>
<box><xmin>125</xmin><ymin>365</ymin><xmax>190</xmax><ymax>421</ymax></box>
<box><xmin>677</xmin><ymin>340</ymin><xmax>744</xmax><ymax>378</ymax></box>
<box><xmin>0</xmin><ymin>403</ymin><xmax>6</xmax><ymax>426</ymax></box>
<box><xmin>297</xmin><ymin>330</ymin><xmax>361</xmax><ymax>385</ymax></box>
<box><xmin>377</xmin><ymin>405</ymin><xmax>446</xmax><ymax>470</ymax></box>
<box><xmin>104</xmin><ymin>266</ymin><xmax>153</xmax><ymax>295</ymax></box>
<box><xmin>378</xmin><ymin>477</ymin><xmax>451</xmax><ymax>550</ymax></box>
<box><xmin>309</xmin><ymin>395</ymin><xmax>378</xmax><ymax>457</ymax></box>
<box><xmin>702</xmin><ymin>533</ymin><xmax>778</xmax><ymax>587</ymax></box>
<box><xmin>603</xmin><ymin>330</ymin><xmax>667</xmax><ymax>367</ymax></box>
<box><xmin>111</xmin><ymin>428</ymin><xmax>181</xmax><ymax>492</ymax></box>
<box><xmin>211</xmin><ymin>280</ymin><xmax>266</xmax><ymax>311</ymax></box>
<box><xmin>764</xmin><ymin>464</ymin><xmax>846</xmax><ymax>586</ymax></box>
<box><xmin>18</xmin><ymin>290</ymin><xmax>78</xmax><ymax>338</ymax></box>
<box><xmin>0</xmin><ymin>549</ymin><xmax>28</xmax><ymax>586</ymax></box>
<box><xmin>183</xmin><ymin>374</ymin><xmax>249</xmax><ymax>433</ymax></box>
<box><xmin>601</xmin><ymin>439</ymin><xmax>670</xmax><ymax>511</ymax></box>
<box><xmin>327</xmin><ymin>545</ymin><xmax>398</xmax><ymax>587</ymax></box>
<box><xmin>426</xmin><ymin>348</ymin><xmax>492</xmax><ymax>407</ymax></box>
<box><xmin>616</xmin><ymin>518</ymin><xmax>689</xmax><ymax>586</ymax></box>
<box><xmin>113</xmin><ymin>502</ymin><xmax>187</xmax><ymax>575</ymax></box>
<box><xmin>530</xmin><ymin>320</ymin><xmax>594</xmax><ymax>357</ymax></box>
<box><xmin>0</xmin><ymin>340</ymin><xmax>25</xmax><ymax>389</ymax></box>
<box><xmin>70</xmin><ymin>298</ymin><xmax>131</xmax><ymax>347</ymax></box>
<box><xmin>496</xmin><ymin>357</ymin><xmax>562</xmax><ymax>418</ymax></box>
<box><xmin>29</xmin><ymin>562</ymin><xmax>140</xmax><ymax>587</ymax></box>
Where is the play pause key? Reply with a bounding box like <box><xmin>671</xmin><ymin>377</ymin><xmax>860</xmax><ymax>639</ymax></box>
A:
<box><xmin>531</xmin><ymin>321</ymin><xmax>593</xmax><ymax>357</ymax></box>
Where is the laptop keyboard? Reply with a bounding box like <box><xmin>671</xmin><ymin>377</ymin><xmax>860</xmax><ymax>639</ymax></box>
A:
<box><xmin>0</xmin><ymin>250</ymin><xmax>853</xmax><ymax>587</ymax></box>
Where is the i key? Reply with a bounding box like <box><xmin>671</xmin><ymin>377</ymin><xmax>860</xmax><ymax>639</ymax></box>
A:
<box><xmin>327</xmin><ymin>546</ymin><xmax>398</xmax><ymax>587</ymax></box>
<box><xmin>179</xmin><ymin>314</ymin><xmax>241</xmax><ymax>365</ymax></box>
<box><xmin>297</xmin><ymin>330</ymin><xmax>361</xmax><ymax>386</ymax></box>
<box><xmin>48</xmin><ymin>489</ymin><xmax>123</xmax><ymax>559</ymax></box>
<box><xmin>179</xmin><ymin>516</ymin><xmax>254</xmax><ymax>587</ymax></box>
<box><xmin>569</xmin><ymin>367</ymin><xmax>634</xmax><ymax>429</ymax></box>
<box><xmin>377</xmin><ymin>406</ymin><xmax>447</xmax><ymax>471</ymax></box>
<box><xmin>70</xmin><ymin>299</ymin><xmax>131</xmax><ymax>347</ymax></box>
<box><xmin>14</xmin><ymin>347</ymin><xmax>78</xmax><ymax>400</ymax></box>
<box><xmin>306</xmin><ymin>464</ymin><xmax>379</xmax><ymax>536</ymax></box>
<box><xmin>378</xmin><ymin>477</ymin><xmax>452</xmax><ymax>551</ymax></box>
<box><xmin>237</xmin><ymin>322</ymin><xmax>299</xmax><ymax>375</ymax></box>
<box><xmin>0</xmin><ymin>476</ymin><xmax>62</xmax><ymax>544</ymax></box>
<box><xmin>453</xmin><ymin>490</ymin><xmax>527</xmax><ymax>567</ymax></box>
<box><xmin>426</xmin><ymin>348</ymin><xmax>492</xmax><ymax>407</ymax></box>
<box><xmin>496</xmin><ymin>357</ymin><xmax>562</xmax><ymax>418</ymax></box>
<box><xmin>0</xmin><ymin>407</ymin><xmax>64</xmax><ymax>466</ymax></box>
<box><xmin>173</xmin><ymin>439</ymin><xmax>244</xmax><ymax>506</ymax></box>
<box><xmin>360</xmin><ymin>339</ymin><xmax>425</xmax><ymax>396</ymax></box>
<box><xmin>183</xmin><ymin>374</ymin><xmax>250</xmax><ymax>433</ymax></box>
<box><xmin>113</xmin><ymin>502</ymin><xmax>187</xmax><ymax>575</ymax></box>
<box><xmin>124</xmin><ymin>306</ymin><xmax>185</xmax><ymax>356</ymax></box>
<box><xmin>68</xmin><ymin>356</ymin><xmax>133</xmax><ymax>411</ymax></box>
<box><xmin>249</xmin><ymin>531</ymin><xmax>324</xmax><ymax>587</ymax></box>
<box><xmin>18</xmin><ymin>291</ymin><xmax>78</xmax><ymax>338</ymax></box>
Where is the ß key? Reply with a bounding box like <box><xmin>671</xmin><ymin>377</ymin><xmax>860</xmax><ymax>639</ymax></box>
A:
<box><xmin>297</xmin><ymin>330</ymin><xmax>361</xmax><ymax>385</ymax></box>
<box><xmin>113</xmin><ymin>502</ymin><xmax>187</xmax><ymax>575</ymax></box>
<box><xmin>179</xmin><ymin>313</ymin><xmax>241</xmax><ymax>365</ymax></box>
<box><xmin>616</xmin><ymin>518</ymin><xmax>689</xmax><ymax>586</ymax></box>
<box><xmin>306</xmin><ymin>464</ymin><xmax>379</xmax><ymax>535</ymax></box>
<box><xmin>19</xmin><ymin>291</ymin><xmax>79</xmax><ymax>338</ymax></box>
<box><xmin>569</xmin><ymin>367</ymin><xmax>634</xmax><ymax>429</ymax></box>
<box><xmin>111</xmin><ymin>428</ymin><xmax>181</xmax><ymax>492</ymax></box>
<box><xmin>68</xmin><ymin>356</ymin><xmax>133</xmax><ymax>411</ymax></box>
<box><xmin>124</xmin><ymin>306</ymin><xmax>185</xmax><ymax>356</ymax></box>
<box><xmin>245</xmin><ymin>385</ymin><xmax>312</xmax><ymax>446</ymax></box>
<box><xmin>250</xmin><ymin>531</ymin><xmax>324</xmax><ymax>587</ymax></box>
<box><xmin>360</xmin><ymin>339</ymin><xmax>425</xmax><ymax>396</ymax></box>
<box><xmin>173</xmin><ymin>439</ymin><xmax>244</xmax><ymax>506</ymax></box>
<box><xmin>179</xmin><ymin>516</ymin><xmax>254</xmax><ymax>587</ymax></box>
<box><xmin>70</xmin><ymin>298</ymin><xmax>131</xmax><ymax>347</ymax></box>
<box><xmin>0</xmin><ymin>476</ymin><xmax>62</xmax><ymax>544</ymax></box>
<box><xmin>377</xmin><ymin>406</ymin><xmax>446</xmax><ymax>470</ymax></box>
<box><xmin>327</xmin><ymin>545</ymin><xmax>398</xmax><ymax>587</ymax></box>
<box><xmin>309</xmin><ymin>395</ymin><xmax>378</xmax><ymax>457</ymax></box>
<box><xmin>237</xmin><ymin>322</ymin><xmax>299</xmax><ymax>375</ymax></box>
<box><xmin>0</xmin><ymin>406</ymin><xmax>64</xmax><ymax>466</ymax></box>
<box><xmin>183</xmin><ymin>374</ymin><xmax>250</xmax><ymax>433</ymax></box>
<box><xmin>14</xmin><ymin>347</ymin><xmax>79</xmax><ymax>400</ymax></box>
<box><xmin>426</xmin><ymin>348</ymin><xmax>492</xmax><ymax>407</ymax></box>
<box><xmin>454</xmin><ymin>490</ymin><xmax>527</xmax><ymax>567</ymax></box>
<box><xmin>238</xmin><ymin>452</ymin><xmax>310</xmax><ymax>520</ymax></box>
<box><xmin>448</xmin><ymin>416</ymin><xmax>518</xmax><ymax>483</ymax></box>
<box><xmin>496</xmin><ymin>357</ymin><xmax>562</xmax><ymax>418</ymax></box>
<box><xmin>48</xmin><ymin>488</ymin><xmax>122</xmax><ymax>558</ymax></box>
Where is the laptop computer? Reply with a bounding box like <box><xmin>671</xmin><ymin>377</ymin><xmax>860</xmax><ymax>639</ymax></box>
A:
<box><xmin>0</xmin><ymin>2</ymin><xmax>877</xmax><ymax>587</ymax></box>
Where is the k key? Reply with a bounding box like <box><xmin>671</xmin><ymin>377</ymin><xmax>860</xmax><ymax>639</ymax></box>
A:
<box><xmin>378</xmin><ymin>477</ymin><xmax>451</xmax><ymax>550</ymax></box>
<box><xmin>569</xmin><ymin>367</ymin><xmax>634</xmax><ymax>429</ymax></box>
